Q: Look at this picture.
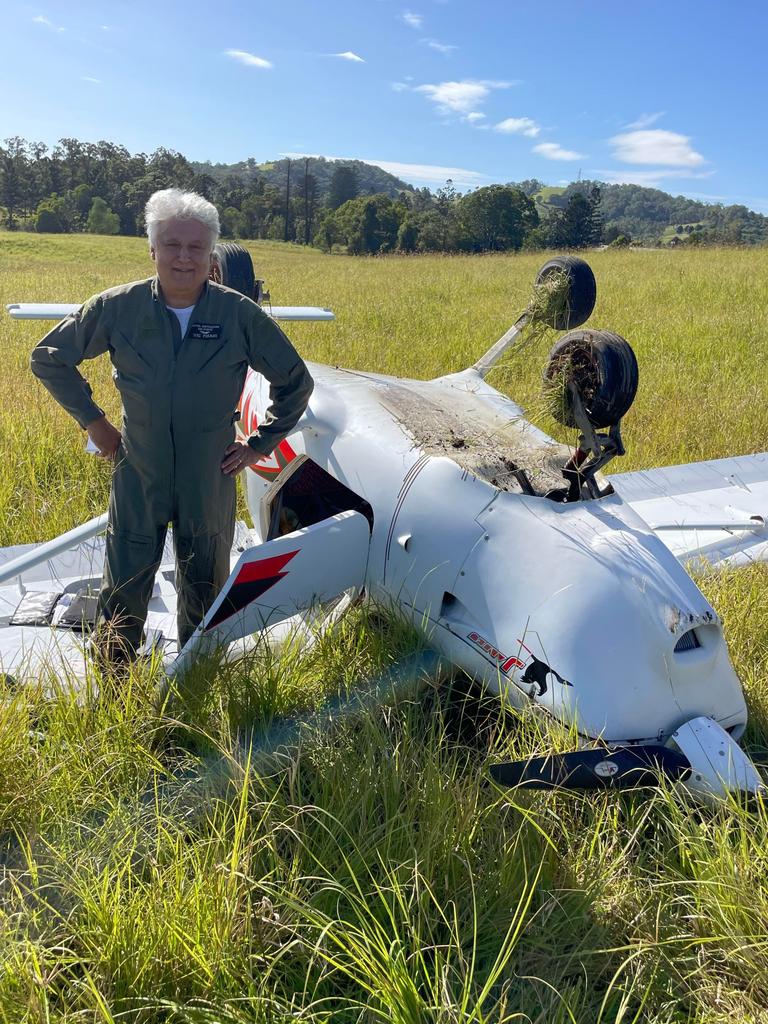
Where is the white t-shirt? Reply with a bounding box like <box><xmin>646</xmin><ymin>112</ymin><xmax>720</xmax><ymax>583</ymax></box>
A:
<box><xmin>167</xmin><ymin>304</ymin><xmax>195</xmax><ymax>338</ymax></box>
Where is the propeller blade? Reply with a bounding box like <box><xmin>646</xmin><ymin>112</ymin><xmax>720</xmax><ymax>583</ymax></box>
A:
<box><xmin>490</xmin><ymin>744</ymin><xmax>691</xmax><ymax>791</ymax></box>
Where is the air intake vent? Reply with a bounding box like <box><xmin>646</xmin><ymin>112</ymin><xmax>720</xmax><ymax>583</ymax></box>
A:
<box><xmin>674</xmin><ymin>629</ymin><xmax>700</xmax><ymax>653</ymax></box>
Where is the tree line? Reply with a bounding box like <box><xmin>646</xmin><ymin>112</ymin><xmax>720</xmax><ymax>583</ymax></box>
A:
<box><xmin>2</xmin><ymin>136</ymin><xmax>766</xmax><ymax>253</ymax></box>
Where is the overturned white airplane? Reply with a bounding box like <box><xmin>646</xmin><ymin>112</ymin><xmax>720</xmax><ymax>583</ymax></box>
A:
<box><xmin>3</xmin><ymin>248</ymin><xmax>767</xmax><ymax>801</ymax></box>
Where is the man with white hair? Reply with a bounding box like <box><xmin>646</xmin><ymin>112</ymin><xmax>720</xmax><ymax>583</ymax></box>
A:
<box><xmin>31</xmin><ymin>188</ymin><xmax>314</xmax><ymax>662</ymax></box>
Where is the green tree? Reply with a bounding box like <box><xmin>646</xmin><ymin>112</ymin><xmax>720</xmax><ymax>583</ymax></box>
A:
<box><xmin>34</xmin><ymin>194</ymin><xmax>70</xmax><ymax>232</ymax></box>
<box><xmin>220</xmin><ymin>205</ymin><xmax>248</xmax><ymax>238</ymax></box>
<box><xmin>313</xmin><ymin>211</ymin><xmax>338</xmax><ymax>252</ymax></box>
<box><xmin>0</xmin><ymin>136</ymin><xmax>28</xmax><ymax>228</ymax></box>
<box><xmin>457</xmin><ymin>185</ymin><xmax>538</xmax><ymax>251</ymax></box>
<box><xmin>414</xmin><ymin>210</ymin><xmax>454</xmax><ymax>251</ymax></box>
<box><xmin>397</xmin><ymin>217</ymin><xmax>419</xmax><ymax>252</ymax></box>
<box><xmin>550</xmin><ymin>186</ymin><xmax>602</xmax><ymax>249</ymax></box>
<box><xmin>328</xmin><ymin>165</ymin><xmax>359</xmax><ymax>210</ymax></box>
<box><xmin>71</xmin><ymin>183</ymin><xmax>92</xmax><ymax>229</ymax></box>
<box><xmin>513</xmin><ymin>178</ymin><xmax>544</xmax><ymax>197</ymax></box>
<box><xmin>86</xmin><ymin>196</ymin><xmax>120</xmax><ymax>234</ymax></box>
<box><xmin>328</xmin><ymin>193</ymin><xmax>406</xmax><ymax>253</ymax></box>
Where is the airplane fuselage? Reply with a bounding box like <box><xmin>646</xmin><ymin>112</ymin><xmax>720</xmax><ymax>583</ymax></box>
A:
<box><xmin>242</xmin><ymin>362</ymin><xmax>747</xmax><ymax>748</ymax></box>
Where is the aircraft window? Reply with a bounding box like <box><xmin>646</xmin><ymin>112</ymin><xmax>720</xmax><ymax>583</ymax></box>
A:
<box><xmin>267</xmin><ymin>460</ymin><xmax>373</xmax><ymax>540</ymax></box>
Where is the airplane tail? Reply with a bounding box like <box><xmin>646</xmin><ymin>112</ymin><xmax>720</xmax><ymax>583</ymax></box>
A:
<box><xmin>167</xmin><ymin>509</ymin><xmax>371</xmax><ymax>681</ymax></box>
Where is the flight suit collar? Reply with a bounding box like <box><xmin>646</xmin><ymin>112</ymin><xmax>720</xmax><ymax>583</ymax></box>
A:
<box><xmin>151</xmin><ymin>275</ymin><xmax>211</xmax><ymax>308</ymax></box>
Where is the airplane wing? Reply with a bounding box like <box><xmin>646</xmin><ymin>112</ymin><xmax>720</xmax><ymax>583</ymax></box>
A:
<box><xmin>5</xmin><ymin>303</ymin><xmax>334</xmax><ymax>322</ymax></box>
<box><xmin>608</xmin><ymin>452</ymin><xmax>768</xmax><ymax>568</ymax></box>
<box><xmin>0</xmin><ymin>516</ymin><xmax>260</xmax><ymax>687</ymax></box>
<box><xmin>1</xmin><ymin>510</ymin><xmax>370</xmax><ymax>688</ymax></box>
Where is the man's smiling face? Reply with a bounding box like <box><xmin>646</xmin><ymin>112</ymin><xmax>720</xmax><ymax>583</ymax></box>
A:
<box><xmin>151</xmin><ymin>217</ymin><xmax>214</xmax><ymax>304</ymax></box>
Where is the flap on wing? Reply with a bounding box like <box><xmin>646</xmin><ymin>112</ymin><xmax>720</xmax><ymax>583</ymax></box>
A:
<box><xmin>169</xmin><ymin>509</ymin><xmax>371</xmax><ymax>677</ymax></box>
<box><xmin>609</xmin><ymin>453</ymin><xmax>768</xmax><ymax>568</ymax></box>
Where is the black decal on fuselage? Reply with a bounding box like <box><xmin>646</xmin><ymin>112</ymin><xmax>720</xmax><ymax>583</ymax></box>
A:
<box><xmin>521</xmin><ymin>655</ymin><xmax>573</xmax><ymax>696</ymax></box>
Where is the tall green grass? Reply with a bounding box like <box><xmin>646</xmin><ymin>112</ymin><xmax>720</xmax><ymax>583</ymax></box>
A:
<box><xmin>1</xmin><ymin>235</ymin><xmax>768</xmax><ymax>1021</ymax></box>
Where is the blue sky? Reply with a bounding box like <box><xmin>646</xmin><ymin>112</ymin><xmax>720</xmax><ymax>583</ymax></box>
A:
<box><xmin>3</xmin><ymin>0</ymin><xmax>767</xmax><ymax>210</ymax></box>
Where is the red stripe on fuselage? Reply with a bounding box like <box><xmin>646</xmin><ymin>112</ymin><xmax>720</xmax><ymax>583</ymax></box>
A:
<box><xmin>235</xmin><ymin>550</ymin><xmax>299</xmax><ymax>585</ymax></box>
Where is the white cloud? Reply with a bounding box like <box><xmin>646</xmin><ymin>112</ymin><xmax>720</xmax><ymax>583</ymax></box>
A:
<box><xmin>494</xmin><ymin>116</ymin><xmax>540</xmax><ymax>138</ymax></box>
<box><xmin>625</xmin><ymin>111</ymin><xmax>665</xmax><ymax>130</ymax></box>
<box><xmin>331</xmin><ymin>51</ymin><xmax>364</xmax><ymax>62</ymax></box>
<box><xmin>534</xmin><ymin>142</ymin><xmax>584</xmax><ymax>161</ymax></box>
<box><xmin>466</xmin><ymin>112</ymin><xmax>485</xmax><ymax>122</ymax></box>
<box><xmin>82</xmin><ymin>76</ymin><xmax>101</xmax><ymax>83</ymax></box>
<box><xmin>224</xmin><ymin>49</ymin><xmax>273</xmax><ymax>69</ymax></box>
<box><xmin>595</xmin><ymin>167</ymin><xmax>714</xmax><ymax>188</ymax></box>
<box><xmin>610</xmin><ymin>129</ymin><xmax>704</xmax><ymax>167</ymax></box>
<box><xmin>391</xmin><ymin>81</ymin><xmax>410</xmax><ymax>92</ymax></box>
<box><xmin>281</xmin><ymin>152</ymin><xmax>488</xmax><ymax>190</ymax></box>
<box><xmin>415</xmin><ymin>78</ymin><xmax>512</xmax><ymax>117</ymax></box>
<box><xmin>424</xmin><ymin>39</ymin><xmax>457</xmax><ymax>54</ymax></box>
<box><xmin>33</xmin><ymin>14</ymin><xmax>64</xmax><ymax>31</ymax></box>
<box><xmin>402</xmin><ymin>10</ymin><xmax>423</xmax><ymax>28</ymax></box>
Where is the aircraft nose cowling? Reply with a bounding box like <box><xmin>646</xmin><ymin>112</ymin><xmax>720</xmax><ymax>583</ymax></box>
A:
<box><xmin>453</xmin><ymin>491</ymin><xmax>746</xmax><ymax>744</ymax></box>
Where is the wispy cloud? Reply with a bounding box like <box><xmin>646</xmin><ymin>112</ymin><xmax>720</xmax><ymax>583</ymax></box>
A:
<box><xmin>423</xmin><ymin>38</ymin><xmax>457</xmax><ymax>54</ymax></box>
<box><xmin>625</xmin><ymin>111</ymin><xmax>665</xmax><ymax>130</ymax></box>
<box><xmin>391</xmin><ymin>81</ymin><xmax>410</xmax><ymax>92</ymax></box>
<box><xmin>281</xmin><ymin>152</ymin><xmax>488</xmax><ymax>189</ymax></box>
<box><xmin>415</xmin><ymin>78</ymin><xmax>513</xmax><ymax>118</ymax></box>
<box><xmin>330</xmin><ymin>51</ymin><xmax>364</xmax><ymax>62</ymax></box>
<box><xmin>33</xmin><ymin>14</ymin><xmax>65</xmax><ymax>31</ymax></box>
<box><xmin>494</xmin><ymin>116</ymin><xmax>540</xmax><ymax>137</ymax></box>
<box><xmin>466</xmin><ymin>112</ymin><xmax>485</xmax><ymax>122</ymax></box>
<box><xmin>224</xmin><ymin>49</ymin><xmax>273</xmax><ymax>69</ymax></box>
<box><xmin>595</xmin><ymin>167</ymin><xmax>714</xmax><ymax>187</ymax></box>
<box><xmin>82</xmin><ymin>76</ymin><xmax>101</xmax><ymax>84</ymax></box>
<box><xmin>534</xmin><ymin>142</ymin><xmax>584</xmax><ymax>161</ymax></box>
<box><xmin>610</xmin><ymin>129</ymin><xmax>704</xmax><ymax>167</ymax></box>
<box><xmin>402</xmin><ymin>10</ymin><xmax>423</xmax><ymax>28</ymax></box>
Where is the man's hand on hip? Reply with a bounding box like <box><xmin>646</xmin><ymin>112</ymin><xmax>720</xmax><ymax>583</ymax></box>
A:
<box><xmin>221</xmin><ymin>441</ymin><xmax>264</xmax><ymax>475</ymax></box>
<box><xmin>87</xmin><ymin>415</ymin><xmax>122</xmax><ymax>459</ymax></box>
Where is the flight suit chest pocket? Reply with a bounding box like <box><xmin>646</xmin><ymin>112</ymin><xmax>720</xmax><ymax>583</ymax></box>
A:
<box><xmin>110</xmin><ymin>330</ymin><xmax>155</xmax><ymax>377</ymax></box>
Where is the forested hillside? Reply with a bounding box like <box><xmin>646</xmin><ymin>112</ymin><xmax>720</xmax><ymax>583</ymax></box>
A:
<box><xmin>2</xmin><ymin>135</ymin><xmax>766</xmax><ymax>251</ymax></box>
<box><xmin>191</xmin><ymin>155</ymin><xmax>413</xmax><ymax>201</ymax></box>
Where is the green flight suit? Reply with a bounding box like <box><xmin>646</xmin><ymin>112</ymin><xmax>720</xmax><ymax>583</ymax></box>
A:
<box><xmin>31</xmin><ymin>277</ymin><xmax>314</xmax><ymax>652</ymax></box>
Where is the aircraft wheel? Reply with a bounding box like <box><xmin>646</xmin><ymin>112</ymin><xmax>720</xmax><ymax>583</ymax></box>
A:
<box><xmin>535</xmin><ymin>255</ymin><xmax>596</xmax><ymax>330</ymax></box>
<box><xmin>544</xmin><ymin>328</ymin><xmax>638</xmax><ymax>429</ymax></box>
<box><xmin>211</xmin><ymin>242</ymin><xmax>257</xmax><ymax>300</ymax></box>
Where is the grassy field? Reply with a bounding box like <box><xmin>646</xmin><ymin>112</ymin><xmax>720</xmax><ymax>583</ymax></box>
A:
<box><xmin>1</xmin><ymin>233</ymin><xmax>768</xmax><ymax>1021</ymax></box>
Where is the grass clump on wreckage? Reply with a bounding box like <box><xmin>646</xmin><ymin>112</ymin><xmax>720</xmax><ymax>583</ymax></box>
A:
<box><xmin>2</xmin><ymin>246</ymin><xmax>768</xmax><ymax>810</ymax></box>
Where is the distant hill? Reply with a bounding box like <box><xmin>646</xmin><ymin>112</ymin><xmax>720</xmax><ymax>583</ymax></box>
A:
<box><xmin>191</xmin><ymin>156</ymin><xmax>415</xmax><ymax>201</ymax></box>
<box><xmin>3</xmin><ymin>133</ymin><xmax>766</xmax><ymax>248</ymax></box>
<box><xmin>526</xmin><ymin>179</ymin><xmax>768</xmax><ymax>245</ymax></box>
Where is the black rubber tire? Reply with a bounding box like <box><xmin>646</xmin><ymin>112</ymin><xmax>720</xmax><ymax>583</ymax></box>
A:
<box><xmin>210</xmin><ymin>242</ymin><xmax>256</xmax><ymax>299</ymax></box>
<box><xmin>534</xmin><ymin>255</ymin><xmax>597</xmax><ymax>330</ymax></box>
<box><xmin>543</xmin><ymin>329</ymin><xmax>638</xmax><ymax>429</ymax></box>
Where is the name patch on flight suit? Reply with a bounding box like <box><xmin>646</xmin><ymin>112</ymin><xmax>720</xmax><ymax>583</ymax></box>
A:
<box><xmin>189</xmin><ymin>323</ymin><xmax>223</xmax><ymax>341</ymax></box>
